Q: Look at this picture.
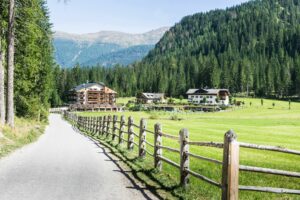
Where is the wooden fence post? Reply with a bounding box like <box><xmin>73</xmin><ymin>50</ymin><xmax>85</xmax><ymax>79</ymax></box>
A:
<box><xmin>93</xmin><ymin>117</ymin><xmax>97</xmax><ymax>136</ymax></box>
<box><xmin>139</xmin><ymin>118</ymin><xmax>147</xmax><ymax>158</ymax></box>
<box><xmin>82</xmin><ymin>117</ymin><xmax>84</xmax><ymax>130</ymax></box>
<box><xmin>102</xmin><ymin>116</ymin><xmax>107</xmax><ymax>136</ymax></box>
<box><xmin>84</xmin><ymin>117</ymin><xmax>87</xmax><ymax>130</ymax></box>
<box><xmin>90</xmin><ymin>117</ymin><xmax>93</xmax><ymax>133</ymax></box>
<box><xmin>154</xmin><ymin>123</ymin><xmax>162</xmax><ymax>171</ymax></box>
<box><xmin>91</xmin><ymin>117</ymin><xmax>94</xmax><ymax>133</ymax></box>
<box><xmin>93</xmin><ymin>117</ymin><xmax>97</xmax><ymax>134</ymax></box>
<box><xmin>91</xmin><ymin>117</ymin><xmax>95</xmax><ymax>134</ymax></box>
<box><xmin>88</xmin><ymin>117</ymin><xmax>91</xmax><ymax>132</ymax></box>
<box><xmin>106</xmin><ymin>115</ymin><xmax>112</xmax><ymax>138</ymax></box>
<box><xmin>77</xmin><ymin>116</ymin><xmax>81</xmax><ymax>128</ymax></box>
<box><xmin>180</xmin><ymin>128</ymin><xmax>190</xmax><ymax>188</ymax></box>
<box><xmin>86</xmin><ymin>117</ymin><xmax>89</xmax><ymax>131</ymax></box>
<box><xmin>98</xmin><ymin>116</ymin><xmax>102</xmax><ymax>137</ymax></box>
<box><xmin>97</xmin><ymin>117</ymin><xmax>102</xmax><ymax>137</ymax></box>
<box><xmin>119</xmin><ymin>115</ymin><xmax>125</xmax><ymax>144</ymax></box>
<box><xmin>221</xmin><ymin>130</ymin><xmax>239</xmax><ymax>200</ymax></box>
<box><xmin>112</xmin><ymin>115</ymin><xmax>118</xmax><ymax>141</ymax></box>
<box><xmin>127</xmin><ymin>116</ymin><xmax>134</xmax><ymax>150</ymax></box>
<box><xmin>93</xmin><ymin>117</ymin><xmax>97</xmax><ymax>135</ymax></box>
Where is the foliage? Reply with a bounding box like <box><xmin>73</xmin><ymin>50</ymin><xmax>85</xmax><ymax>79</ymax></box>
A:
<box><xmin>53</xmin><ymin>0</ymin><xmax>300</xmax><ymax>102</ymax></box>
<box><xmin>0</xmin><ymin>0</ymin><xmax>55</xmax><ymax>120</ymax></box>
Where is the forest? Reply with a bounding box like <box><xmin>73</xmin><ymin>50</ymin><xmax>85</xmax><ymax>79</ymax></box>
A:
<box><xmin>0</xmin><ymin>0</ymin><xmax>54</xmax><ymax>124</ymax></box>
<box><xmin>52</xmin><ymin>0</ymin><xmax>300</xmax><ymax>106</ymax></box>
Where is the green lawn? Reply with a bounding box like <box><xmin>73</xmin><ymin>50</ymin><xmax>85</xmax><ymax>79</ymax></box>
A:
<box><xmin>76</xmin><ymin>98</ymin><xmax>300</xmax><ymax>200</ymax></box>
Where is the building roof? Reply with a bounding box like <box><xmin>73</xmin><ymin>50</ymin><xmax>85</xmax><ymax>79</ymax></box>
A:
<box><xmin>71</xmin><ymin>82</ymin><xmax>117</xmax><ymax>94</ymax></box>
<box><xmin>104</xmin><ymin>87</ymin><xmax>117</xmax><ymax>94</ymax></box>
<box><xmin>72</xmin><ymin>82</ymin><xmax>105</xmax><ymax>91</ymax></box>
<box><xmin>186</xmin><ymin>89</ymin><xmax>199</xmax><ymax>95</ymax></box>
<box><xmin>186</xmin><ymin>88</ymin><xmax>230</xmax><ymax>95</ymax></box>
<box><xmin>140</xmin><ymin>93</ymin><xmax>165</xmax><ymax>99</ymax></box>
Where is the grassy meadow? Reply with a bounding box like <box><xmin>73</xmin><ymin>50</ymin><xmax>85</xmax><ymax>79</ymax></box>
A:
<box><xmin>77</xmin><ymin>98</ymin><xmax>300</xmax><ymax>200</ymax></box>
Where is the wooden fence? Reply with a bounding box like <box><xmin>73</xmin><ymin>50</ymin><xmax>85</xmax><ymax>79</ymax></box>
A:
<box><xmin>49</xmin><ymin>107</ymin><xmax>68</xmax><ymax>114</ymax></box>
<box><xmin>64</xmin><ymin>111</ymin><xmax>300</xmax><ymax>200</ymax></box>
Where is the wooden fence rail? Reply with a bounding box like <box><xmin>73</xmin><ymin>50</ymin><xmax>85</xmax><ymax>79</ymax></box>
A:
<box><xmin>63</xmin><ymin>111</ymin><xmax>300</xmax><ymax>200</ymax></box>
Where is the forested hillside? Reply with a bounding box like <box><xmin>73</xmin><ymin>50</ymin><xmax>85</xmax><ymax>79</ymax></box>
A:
<box><xmin>0</xmin><ymin>0</ymin><xmax>54</xmax><ymax>121</ymax></box>
<box><xmin>53</xmin><ymin>0</ymin><xmax>300</xmax><ymax>103</ymax></box>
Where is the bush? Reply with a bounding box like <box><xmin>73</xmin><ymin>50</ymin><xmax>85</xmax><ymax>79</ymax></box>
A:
<box><xmin>170</xmin><ymin>115</ymin><xmax>178</xmax><ymax>121</ymax></box>
<box><xmin>149</xmin><ymin>113</ymin><xmax>159</xmax><ymax>120</ymax></box>
<box><xmin>168</xmin><ymin>98</ymin><xmax>175</xmax><ymax>104</ymax></box>
<box><xmin>169</xmin><ymin>115</ymin><xmax>183</xmax><ymax>121</ymax></box>
<box><xmin>129</xmin><ymin>104</ymin><xmax>147</xmax><ymax>111</ymax></box>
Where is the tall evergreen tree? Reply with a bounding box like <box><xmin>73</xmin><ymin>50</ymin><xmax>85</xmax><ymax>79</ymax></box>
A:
<box><xmin>6</xmin><ymin>0</ymin><xmax>15</xmax><ymax>127</ymax></box>
<box><xmin>0</xmin><ymin>29</ymin><xmax>4</xmax><ymax>125</ymax></box>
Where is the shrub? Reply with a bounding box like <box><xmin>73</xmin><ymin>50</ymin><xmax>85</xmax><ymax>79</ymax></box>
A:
<box><xmin>170</xmin><ymin>115</ymin><xmax>178</xmax><ymax>121</ymax></box>
<box><xmin>149</xmin><ymin>113</ymin><xmax>159</xmax><ymax>120</ymax></box>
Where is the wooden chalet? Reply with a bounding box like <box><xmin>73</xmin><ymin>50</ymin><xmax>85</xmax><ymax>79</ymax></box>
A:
<box><xmin>137</xmin><ymin>93</ymin><xmax>166</xmax><ymax>104</ymax></box>
<box><xmin>69</xmin><ymin>83</ymin><xmax>119</xmax><ymax>111</ymax></box>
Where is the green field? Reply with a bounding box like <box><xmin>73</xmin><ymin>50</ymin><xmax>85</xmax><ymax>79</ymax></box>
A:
<box><xmin>77</xmin><ymin>98</ymin><xmax>300</xmax><ymax>200</ymax></box>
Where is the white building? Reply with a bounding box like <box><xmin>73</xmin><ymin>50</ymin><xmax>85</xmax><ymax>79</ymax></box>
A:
<box><xmin>186</xmin><ymin>89</ymin><xmax>230</xmax><ymax>106</ymax></box>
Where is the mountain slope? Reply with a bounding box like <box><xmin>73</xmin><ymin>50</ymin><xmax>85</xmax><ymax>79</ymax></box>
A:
<box><xmin>53</xmin><ymin>27</ymin><xmax>169</xmax><ymax>67</ymax></box>
<box><xmin>82</xmin><ymin>45</ymin><xmax>154</xmax><ymax>67</ymax></box>
<box><xmin>133</xmin><ymin>0</ymin><xmax>300</xmax><ymax>97</ymax></box>
<box><xmin>54</xmin><ymin>0</ymin><xmax>300</xmax><ymax>98</ymax></box>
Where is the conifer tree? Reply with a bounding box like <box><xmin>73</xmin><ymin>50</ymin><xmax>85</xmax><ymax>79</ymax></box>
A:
<box><xmin>6</xmin><ymin>0</ymin><xmax>15</xmax><ymax>127</ymax></box>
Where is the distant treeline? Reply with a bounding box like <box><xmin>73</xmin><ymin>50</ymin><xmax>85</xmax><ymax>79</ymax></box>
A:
<box><xmin>52</xmin><ymin>0</ymin><xmax>300</xmax><ymax>106</ymax></box>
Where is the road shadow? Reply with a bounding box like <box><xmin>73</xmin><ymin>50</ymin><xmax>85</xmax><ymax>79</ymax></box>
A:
<box><xmin>71</xmin><ymin>126</ymin><xmax>177</xmax><ymax>200</ymax></box>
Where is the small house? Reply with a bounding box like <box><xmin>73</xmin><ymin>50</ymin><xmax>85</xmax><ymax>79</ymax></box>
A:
<box><xmin>186</xmin><ymin>88</ymin><xmax>230</xmax><ymax>105</ymax></box>
<box><xmin>137</xmin><ymin>93</ymin><xmax>166</xmax><ymax>104</ymax></box>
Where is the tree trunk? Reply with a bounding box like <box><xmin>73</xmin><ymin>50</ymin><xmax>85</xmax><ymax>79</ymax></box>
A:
<box><xmin>7</xmin><ymin>0</ymin><xmax>15</xmax><ymax>127</ymax></box>
<box><xmin>0</xmin><ymin>37</ymin><xmax>5</xmax><ymax>125</ymax></box>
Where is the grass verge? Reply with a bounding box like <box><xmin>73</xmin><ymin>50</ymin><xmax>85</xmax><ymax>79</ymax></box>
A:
<box><xmin>0</xmin><ymin>118</ymin><xmax>46</xmax><ymax>158</ymax></box>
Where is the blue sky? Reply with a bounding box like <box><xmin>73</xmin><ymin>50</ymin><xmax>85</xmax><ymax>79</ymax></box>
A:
<box><xmin>47</xmin><ymin>0</ymin><xmax>250</xmax><ymax>34</ymax></box>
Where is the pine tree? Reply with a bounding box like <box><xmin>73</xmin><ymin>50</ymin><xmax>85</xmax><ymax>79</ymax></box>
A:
<box><xmin>6</xmin><ymin>0</ymin><xmax>15</xmax><ymax>127</ymax></box>
<box><xmin>0</xmin><ymin>33</ymin><xmax>4</xmax><ymax>125</ymax></box>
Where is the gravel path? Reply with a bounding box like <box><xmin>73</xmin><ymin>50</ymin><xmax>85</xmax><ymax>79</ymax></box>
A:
<box><xmin>0</xmin><ymin>114</ymin><xmax>157</xmax><ymax>200</ymax></box>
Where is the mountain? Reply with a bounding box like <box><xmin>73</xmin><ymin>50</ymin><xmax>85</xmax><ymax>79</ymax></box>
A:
<box><xmin>132</xmin><ymin>0</ymin><xmax>300</xmax><ymax>97</ymax></box>
<box><xmin>53</xmin><ymin>27</ymin><xmax>169</xmax><ymax>67</ymax></box>
<box><xmin>54</xmin><ymin>0</ymin><xmax>300</xmax><ymax>98</ymax></box>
